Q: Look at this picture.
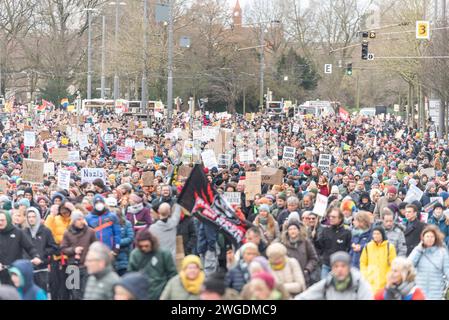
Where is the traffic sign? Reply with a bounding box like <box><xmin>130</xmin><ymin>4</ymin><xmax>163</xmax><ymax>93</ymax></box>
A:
<box><xmin>416</xmin><ymin>21</ymin><xmax>430</xmax><ymax>40</ymax></box>
<box><xmin>324</xmin><ymin>64</ymin><xmax>332</xmax><ymax>74</ymax></box>
<box><xmin>367</xmin><ymin>53</ymin><xmax>375</xmax><ymax>60</ymax></box>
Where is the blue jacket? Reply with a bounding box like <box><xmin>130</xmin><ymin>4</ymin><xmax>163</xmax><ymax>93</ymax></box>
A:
<box><xmin>409</xmin><ymin>244</ymin><xmax>449</xmax><ymax>300</ymax></box>
<box><xmin>350</xmin><ymin>229</ymin><xmax>372</xmax><ymax>269</ymax></box>
<box><xmin>115</xmin><ymin>220</ymin><xmax>134</xmax><ymax>271</ymax></box>
<box><xmin>225</xmin><ymin>261</ymin><xmax>250</xmax><ymax>293</ymax></box>
<box><xmin>10</xmin><ymin>259</ymin><xmax>47</xmax><ymax>300</ymax></box>
<box><xmin>86</xmin><ymin>210</ymin><xmax>121</xmax><ymax>251</ymax></box>
<box><xmin>427</xmin><ymin>214</ymin><xmax>449</xmax><ymax>246</ymax></box>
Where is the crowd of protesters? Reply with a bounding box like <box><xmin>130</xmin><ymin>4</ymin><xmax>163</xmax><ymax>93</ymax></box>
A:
<box><xmin>0</xmin><ymin>103</ymin><xmax>449</xmax><ymax>301</ymax></box>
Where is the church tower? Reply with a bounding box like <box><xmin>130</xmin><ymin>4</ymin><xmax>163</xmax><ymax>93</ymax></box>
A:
<box><xmin>233</xmin><ymin>0</ymin><xmax>242</xmax><ymax>26</ymax></box>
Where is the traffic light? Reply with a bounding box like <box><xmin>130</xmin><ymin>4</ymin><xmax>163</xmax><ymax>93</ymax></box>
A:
<box><xmin>346</xmin><ymin>63</ymin><xmax>353</xmax><ymax>76</ymax></box>
<box><xmin>361</xmin><ymin>40</ymin><xmax>369</xmax><ymax>60</ymax></box>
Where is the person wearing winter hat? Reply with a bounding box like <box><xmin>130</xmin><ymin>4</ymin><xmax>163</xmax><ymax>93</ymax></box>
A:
<box><xmin>114</xmin><ymin>272</ymin><xmax>150</xmax><ymax>300</ymax></box>
<box><xmin>296</xmin><ymin>251</ymin><xmax>373</xmax><ymax>300</ymax></box>
<box><xmin>254</xmin><ymin>204</ymin><xmax>279</xmax><ymax>245</ymax></box>
<box><xmin>125</xmin><ymin>193</ymin><xmax>152</xmax><ymax>233</ymax></box>
<box><xmin>160</xmin><ymin>255</ymin><xmax>205</xmax><ymax>300</ymax></box>
<box><xmin>360</xmin><ymin>226</ymin><xmax>397</xmax><ymax>293</ymax></box>
<box><xmin>50</xmin><ymin>192</ymin><xmax>66</xmax><ymax>206</ymax></box>
<box><xmin>373</xmin><ymin>185</ymin><xmax>402</xmax><ymax>220</ymax></box>
<box><xmin>85</xmin><ymin>194</ymin><xmax>121</xmax><ymax>254</ymax></box>
<box><xmin>246</xmin><ymin>271</ymin><xmax>288</xmax><ymax>300</ymax></box>
<box><xmin>358</xmin><ymin>192</ymin><xmax>375</xmax><ymax>213</ymax></box>
<box><xmin>427</xmin><ymin>202</ymin><xmax>449</xmax><ymax>245</ymax></box>
<box><xmin>92</xmin><ymin>178</ymin><xmax>109</xmax><ymax>195</ymax></box>
<box><xmin>271</xmin><ymin>192</ymin><xmax>287</xmax><ymax>219</ymax></box>
<box><xmin>201</xmin><ymin>272</ymin><xmax>241</xmax><ymax>300</ymax></box>
<box><xmin>266</xmin><ymin>242</ymin><xmax>306</xmax><ymax>297</ymax></box>
<box><xmin>225</xmin><ymin>242</ymin><xmax>259</xmax><ymax>293</ymax></box>
<box><xmin>60</xmin><ymin>209</ymin><xmax>96</xmax><ymax>300</ymax></box>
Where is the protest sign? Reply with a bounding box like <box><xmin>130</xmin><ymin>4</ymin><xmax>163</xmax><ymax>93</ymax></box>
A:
<box><xmin>305</xmin><ymin>147</ymin><xmax>314</xmax><ymax>161</ymax></box>
<box><xmin>78</xmin><ymin>134</ymin><xmax>89</xmax><ymax>149</ymax></box>
<box><xmin>22</xmin><ymin>159</ymin><xmax>44</xmax><ymax>184</ymax></box>
<box><xmin>80</xmin><ymin>168</ymin><xmax>106</xmax><ymax>183</ymax></box>
<box><xmin>24</xmin><ymin>131</ymin><xmax>36</xmax><ymax>147</ymax></box>
<box><xmin>201</xmin><ymin>149</ymin><xmax>218</xmax><ymax>169</ymax></box>
<box><xmin>224</xmin><ymin>192</ymin><xmax>241</xmax><ymax>205</ymax></box>
<box><xmin>66</xmin><ymin>150</ymin><xmax>80</xmax><ymax>162</ymax></box>
<box><xmin>135</xmin><ymin>142</ymin><xmax>145</xmax><ymax>150</ymax></box>
<box><xmin>282</xmin><ymin>146</ymin><xmax>296</xmax><ymax>162</ymax></box>
<box><xmin>116</xmin><ymin>146</ymin><xmax>133</xmax><ymax>162</ymax></box>
<box><xmin>125</xmin><ymin>138</ymin><xmax>136</xmax><ymax>148</ymax></box>
<box><xmin>135</xmin><ymin>149</ymin><xmax>153</xmax><ymax>163</ymax></box>
<box><xmin>143</xmin><ymin>128</ymin><xmax>154</xmax><ymax>137</ymax></box>
<box><xmin>292</xmin><ymin>123</ymin><xmax>300</xmax><ymax>133</ymax></box>
<box><xmin>142</xmin><ymin>171</ymin><xmax>155</xmax><ymax>186</ymax></box>
<box><xmin>430</xmin><ymin>197</ymin><xmax>444</xmax><ymax>205</ymax></box>
<box><xmin>239</xmin><ymin>149</ymin><xmax>254</xmax><ymax>162</ymax></box>
<box><xmin>178</xmin><ymin>165</ymin><xmax>193</xmax><ymax>178</ymax></box>
<box><xmin>218</xmin><ymin>154</ymin><xmax>232</xmax><ymax>167</ymax></box>
<box><xmin>136</xmin><ymin>129</ymin><xmax>144</xmax><ymax>138</ymax></box>
<box><xmin>261</xmin><ymin>167</ymin><xmax>283</xmax><ymax>185</ymax></box>
<box><xmin>57</xmin><ymin>169</ymin><xmax>71</xmax><ymax>190</ymax></box>
<box><xmin>318</xmin><ymin>154</ymin><xmax>332</xmax><ymax>172</ymax></box>
<box><xmin>30</xmin><ymin>150</ymin><xmax>43</xmax><ymax>160</ymax></box>
<box><xmin>104</xmin><ymin>134</ymin><xmax>114</xmax><ymax>143</ymax></box>
<box><xmin>51</xmin><ymin>148</ymin><xmax>69</xmax><ymax>162</ymax></box>
<box><xmin>61</xmin><ymin>137</ymin><xmax>69</xmax><ymax>145</ymax></box>
<box><xmin>40</xmin><ymin>130</ymin><xmax>50</xmax><ymax>140</ymax></box>
<box><xmin>313</xmin><ymin>194</ymin><xmax>328</xmax><ymax>217</ymax></box>
<box><xmin>43</xmin><ymin>162</ymin><xmax>55</xmax><ymax>175</ymax></box>
<box><xmin>245</xmin><ymin>171</ymin><xmax>262</xmax><ymax>200</ymax></box>
<box><xmin>421</xmin><ymin>167</ymin><xmax>436</xmax><ymax>178</ymax></box>
<box><xmin>404</xmin><ymin>184</ymin><xmax>424</xmax><ymax>203</ymax></box>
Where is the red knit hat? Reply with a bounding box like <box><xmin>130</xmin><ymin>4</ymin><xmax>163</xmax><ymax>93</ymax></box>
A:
<box><xmin>252</xmin><ymin>272</ymin><xmax>275</xmax><ymax>290</ymax></box>
<box><xmin>387</xmin><ymin>186</ymin><xmax>397</xmax><ymax>194</ymax></box>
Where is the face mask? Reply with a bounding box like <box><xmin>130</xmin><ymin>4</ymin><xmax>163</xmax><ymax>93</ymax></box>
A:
<box><xmin>128</xmin><ymin>203</ymin><xmax>144</xmax><ymax>214</ymax></box>
<box><xmin>95</xmin><ymin>203</ymin><xmax>105</xmax><ymax>211</ymax></box>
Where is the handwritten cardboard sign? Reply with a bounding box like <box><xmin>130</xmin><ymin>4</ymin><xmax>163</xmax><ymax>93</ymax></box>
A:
<box><xmin>23</xmin><ymin>159</ymin><xmax>44</xmax><ymax>184</ymax></box>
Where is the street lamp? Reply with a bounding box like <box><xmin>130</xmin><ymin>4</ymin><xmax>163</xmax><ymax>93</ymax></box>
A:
<box><xmin>167</xmin><ymin>0</ymin><xmax>174</xmax><ymax>131</ymax></box>
<box><xmin>83</xmin><ymin>8</ymin><xmax>98</xmax><ymax>100</ymax></box>
<box><xmin>142</xmin><ymin>0</ymin><xmax>148</xmax><ymax>122</ymax></box>
<box><xmin>109</xmin><ymin>1</ymin><xmax>127</xmax><ymax>103</ymax></box>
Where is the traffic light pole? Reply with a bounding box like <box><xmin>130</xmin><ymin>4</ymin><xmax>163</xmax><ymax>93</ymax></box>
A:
<box><xmin>356</xmin><ymin>74</ymin><xmax>360</xmax><ymax>109</ymax></box>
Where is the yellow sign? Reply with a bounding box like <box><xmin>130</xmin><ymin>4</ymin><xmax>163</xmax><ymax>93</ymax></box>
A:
<box><xmin>67</xmin><ymin>105</ymin><xmax>75</xmax><ymax>112</ymax></box>
<box><xmin>416</xmin><ymin>21</ymin><xmax>430</xmax><ymax>40</ymax></box>
<box><xmin>61</xmin><ymin>137</ymin><xmax>69</xmax><ymax>145</ymax></box>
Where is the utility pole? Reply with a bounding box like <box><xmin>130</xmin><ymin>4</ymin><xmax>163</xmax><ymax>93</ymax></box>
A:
<box><xmin>142</xmin><ymin>0</ymin><xmax>148</xmax><ymax>121</ymax></box>
<box><xmin>356</xmin><ymin>73</ymin><xmax>360</xmax><ymax>109</ymax></box>
<box><xmin>167</xmin><ymin>0</ymin><xmax>174</xmax><ymax>131</ymax></box>
<box><xmin>259</xmin><ymin>24</ymin><xmax>265</xmax><ymax>112</ymax></box>
<box><xmin>113</xmin><ymin>1</ymin><xmax>120</xmax><ymax>102</ymax></box>
<box><xmin>87</xmin><ymin>9</ymin><xmax>93</xmax><ymax>100</ymax></box>
<box><xmin>411</xmin><ymin>83</ymin><xmax>415</xmax><ymax>128</ymax></box>
<box><xmin>101</xmin><ymin>15</ymin><xmax>106</xmax><ymax>99</ymax></box>
<box><xmin>407</xmin><ymin>82</ymin><xmax>411</xmax><ymax>127</ymax></box>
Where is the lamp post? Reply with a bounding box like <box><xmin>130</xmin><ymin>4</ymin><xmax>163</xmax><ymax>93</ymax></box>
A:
<box><xmin>167</xmin><ymin>0</ymin><xmax>174</xmax><ymax>132</ymax></box>
<box><xmin>110</xmin><ymin>2</ymin><xmax>127</xmax><ymax>102</ymax></box>
<box><xmin>142</xmin><ymin>0</ymin><xmax>148</xmax><ymax>121</ymax></box>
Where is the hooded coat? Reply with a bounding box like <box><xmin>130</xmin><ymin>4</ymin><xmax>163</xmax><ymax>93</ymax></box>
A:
<box><xmin>9</xmin><ymin>259</ymin><xmax>47</xmax><ymax>300</ymax></box>
<box><xmin>113</xmin><ymin>272</ymin><xmax>150</xmax><ymax>300</ymax></box>
<box><xmin>60</xmin><ymin>224</ymin><xmax>97</xmax><ymax>265</ymax></box>
<box><xmin>0</xmin><ymin>212</ymin><xmax>39</xmax><ymax>266</ymax></box>
<box><xmin>86</xmin><ymin>204</ymin><xmax>121</xmax><ymax>252</ymax></box>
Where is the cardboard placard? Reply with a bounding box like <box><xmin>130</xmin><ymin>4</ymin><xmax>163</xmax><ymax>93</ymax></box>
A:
<box><xmin>30</xmin><ymin>150</ymin><xmax>43</xmax><ymax>160</ymax></box>
<box><xmin>261</xmin><ymin>167</ymin><xmax>283</xmax><ymax>185</ymax></box>
<box><xmin>22</xmin><ymin>159</ymin><xmax>44</xmax><ymax>184</ymax></box>
<box><xmin>135</xmin><ymin>149</ymin><xmax>154</xmax><ymax>163</ymax></box>
<box><xmin>245</xmin><ymin>171</ymin><xmax>262</xmax><ymax>200</ymax></box>
<box><xmin>51</xmin><ymin>148</ymin><xmax>69</xmax><ymax>162</ymax></box>
<box><xmin>40</xmin><ymin>130</ymin><xmax>50</xmax><ymax>140</ymax></box>
<box><xmin>421</xmin><ymin>167</ymin><xmax>436</xmax><ymax>178</ymax></box>
<box><xmin>142</xmin><ymin>171</ymin><xmax>155</xmax><ymax>186</ymax></box>
<box><xmin>136</xmin><ymin>129</ymin><xmax>144</xmax><ymax>138</ymax></box>
<box><xmin>178</xmin><ymin>165</ymin><xmax>193</xmax><ymax>178</ymax></box>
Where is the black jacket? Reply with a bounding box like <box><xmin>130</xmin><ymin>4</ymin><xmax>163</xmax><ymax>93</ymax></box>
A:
<box><xmin>176</xmin><ymin>216</ymin><xmax>197</xmax><ymax>255</ymax></box>
<box><xmin>0</xmin><ymin>226</ymin><xmax>39</xmax><ymax>266</ymax></box>
<box><xmin>23</xmin><ymin>225</ymin><xmax>58</xmax><ymax>269</ymax></box>
<box><xmin>404</xmin><ymin>219</ymin><xmax>426</xmax><ymax>256</ymax></box>
<box><xmin>315</xmin><ymin>223</ymin><xmax>352</xmax><ymax>266</ymax></box>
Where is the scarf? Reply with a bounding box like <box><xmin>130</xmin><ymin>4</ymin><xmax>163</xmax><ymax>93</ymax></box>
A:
<box><xmin>179</xmin><ymin>270</ymin><xmax>205</xmax><ymax>295</ymax></box>
<box><xmin>259</xmin><ymin>216</ymin><xmax>268</xmax><ymax>225</ymax></box>
<box><xmin>288</xmin><ymin>237</ymin><xmax>300</xmax><ymax>248</ymax></box>
<box><xmin>351</xmin><ymin>228</ymin><xmax>369</xmax><ymax>237</ymax></box>
<box><xmin>271</xmin><ymin>258</ymin><xmax>286</xmax><ymax>271</ymax></box>
<box><xmin>333</xmin><ymin>275</ymin><xmax>352</xmax><ymax>292</ymax></box>
<box><xmin>384</xmin><ymin>281</ymin><xmax>416</xmax><ymax>300</ymax></box>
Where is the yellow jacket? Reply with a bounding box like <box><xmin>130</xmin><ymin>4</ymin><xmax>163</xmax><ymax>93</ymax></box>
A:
<box><xmin>45</xmin><ymin>214</ymin><xmax>71</xmax><ymax>245</ymax></box>
<box><xmin>360</xmin><ymin>240</ymin><xmax>396</xmax><ymax>293</ymax></box>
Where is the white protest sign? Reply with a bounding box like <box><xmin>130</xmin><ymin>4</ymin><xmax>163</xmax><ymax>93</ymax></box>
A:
<box><xmin>201</xmin><ymin>149</ymin><xmax>218</xmax><ymax>169</ymax></box>
<box><xmin>313</xmin><ymin>194</ymin><xmax>328</xmax><ymax>217</ymax></box>
<box><xmin>282</xmin><ymin>146</ymin><xmax>296</xmax><ymax>162</ymax></box>
<box><xmin>57</xmin><ymin>169</ymin><xmax>71</xmax><ymax>190</ymax></box>
<box><xmin>239</xmin><ymin>149</ymin><xmax>254</xmax><ymax>162</ymax></box>
<box><xmin>218</xmin><ymin>154</ymin><xmax>232</xmax><ymax>167</ymax></box>
<box><xmin>125</xmin><ymin>138</ymin><xmax>136</xmax><ymax>148</ymax></box>
<box><xmin>318</xmin><ymin>154</ymin><xmax>332</xmax><ymax>172</ymax></box>
<box><xmin>78</xmin><ymin>134</ymin><xmax>89</xmax><ymax>149</ymax></box>
<box><xmin>421</xmin><ymin>167</ymin><xmax>436</xmax><ymax>178</ymax></box>
<box><xmin>66</xmin><ymin>150</ymin><xmax>80</xmax><ymax>162</ymax></box>
<box><xmin>43</xmin><ymin>162</ymin><xmax>55</xmax><ymax>175</ymax></box>
<box><xmin>430</xmin><ymin>197</ymin><xmax>444</xmax><ymax>205</ymax></box>
<box><xmin>134</xmin><ymin>142</ymin><xmax>145</xmax><ymax>150</ymax></box>
<box><xmin>292</xmin><ymin>123</ymin><xmax>300</xmax><ymax>133</ymax></box>
<box><xmin>404</xmin><ymin>184</ymin><xmax>424</xmax><ymax>204</ymax></box>
<box><xmin>24</xmin><ymin>131</ymin><xmax>36</xmax><ymax>147</ymax></box>
<box><xmin>80</xmin><ymin>168</ymin><xmax>106</xmax><ymax>183</ymax></box>
<box><xmin>143</xmin><ymin>128</ymin><xmax>154</xmax><ymax>137</ymax></box>
<box><xmin>104</xmin><ymin>134</ymin><xmax>114</xmax><ymax>143</ymax></box>
<box><xmin>224</xmin><ymin>192</ymin><xmax>241</xmax><ymax>205</ymax></box>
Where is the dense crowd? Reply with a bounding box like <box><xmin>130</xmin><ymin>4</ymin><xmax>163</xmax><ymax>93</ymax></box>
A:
<box><xmin>0</xmin><ymin>103</ymin><xmax>448</xmax><ymax>300</ymax></box>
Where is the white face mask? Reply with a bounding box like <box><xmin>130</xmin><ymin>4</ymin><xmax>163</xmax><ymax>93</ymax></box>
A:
<box><xmin>95</xmin><ymin>203</ymin><xmax>105</xmax><ymax>211</ymax></box>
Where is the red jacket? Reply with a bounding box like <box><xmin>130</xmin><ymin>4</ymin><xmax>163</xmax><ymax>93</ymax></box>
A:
<box><xmin>374</xmin><ymin>287</ymin><xmax>425</xmax><ymax>300</ymax></box>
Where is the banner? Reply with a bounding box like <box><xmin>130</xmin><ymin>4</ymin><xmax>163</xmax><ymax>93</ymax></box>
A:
<box><xmin>57</xmin><ymin>169</ymin><xmax>71</xmax><ymax>190</ymax></box>
<box><xmin>80</xmin><ymin>168</ymin><xmax>106</xmax><ymax>183</ymax></box>
<box><xmin>22</xmin><ymin>159</ymin><xmax>44</xmax><ymax>184</ymax></box>
<box><xmin>116</xmin><ymin>146</ymin><xmax>133</xmax><ymax>162</ymax></box>
<box><xmin>24</xmin><ymin>131</ymin><xmax>36</xmax><ymax>147</ymax></box>
<box><xmin>178</xmin><ymin>165</ymin><xmax>193</xmax><ymax>178</ymax></box>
